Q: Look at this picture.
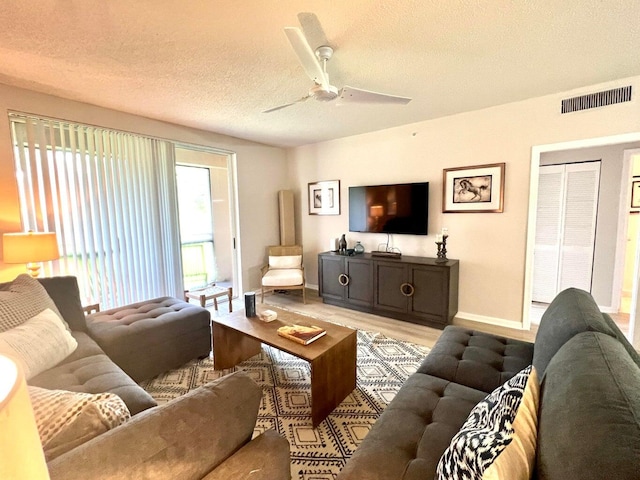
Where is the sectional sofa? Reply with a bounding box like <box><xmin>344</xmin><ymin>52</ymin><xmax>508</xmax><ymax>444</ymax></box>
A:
<box><xmin>338</xmin><ymin>288</ymin><xmax>640</xmax><ymax>480</ymax></box>
<box><xmin>0</xmin><ymin>274</ymin><xmax>291</xmax><ymax>479</ymax></box>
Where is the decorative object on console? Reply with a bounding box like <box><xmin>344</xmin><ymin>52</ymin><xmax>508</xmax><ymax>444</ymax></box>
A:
<box><xmin>338</xmin><ymin>234</ymin><xmax>348</xmax><ymax>254</ymax></box>
<box><xmin>0</xmin><ymin>354</ymin><xmax>50</xmax><ymax>480</ymax></box>
<box><xmin>2</xmin><ymin>231</ymin><xmax>60</xmax><ymax>278</ymax></box>
<box><xmin>435</xmin><ymin>227</ymin><xmax>449</xmax><ymax>263</ymax></box>
<box><xmin>443</xmin><ymin>163</ymin><xmax>505</xmax><ymax>213</ymax></box>
<box><xmin>353</xmin><ymin>241</ymin><xmax>365</xmax><ymax>254</ymax></box>
<box><xmin>308</xmin><ymin>180</ymin><xmax>340</xmax><ymax>215</ymax></box>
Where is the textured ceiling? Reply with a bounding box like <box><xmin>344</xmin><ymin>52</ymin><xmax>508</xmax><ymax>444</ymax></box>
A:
<box><xmin>0</xmin><ymin>1</ymin><xmax>639</xmax><ymax>148</ymax></box>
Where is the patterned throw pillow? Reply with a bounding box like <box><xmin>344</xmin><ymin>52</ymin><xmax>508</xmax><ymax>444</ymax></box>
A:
<box><xmin>0</xmin><ymin>308</ymin><xmax>77</xmax><ymax>379</ymax></box>
<box><xmin>0</xmin><ymin>274</ymin><xmax>63</xmax><ymax>332</ymax></box>
<box><xmin>29</xmin><ymin>386</ymin><xmax>131</xmax><ymax>461</ymax></box>
<box><xmin>436</xmin><ymin>365</ymin><xmax>540</xmax><ymax>480</ymax></box>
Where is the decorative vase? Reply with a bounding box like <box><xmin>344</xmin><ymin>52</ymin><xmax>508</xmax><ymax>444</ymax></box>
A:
<box><xmin>354</xmin><ymin>241</ymin><xmax>365</xmax><ymax>254</ymax></box>
<box><xmin>338</xmin><ymin>234</ymin><xmax>347</xmax><ymax>254</ymax></box>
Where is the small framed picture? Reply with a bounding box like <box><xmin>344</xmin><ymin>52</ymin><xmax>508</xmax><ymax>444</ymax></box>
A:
<box><xmin>442</xmin><ymin>163</ymin><xmax>505</xmax><ymax>213</ymax></box>
<box><xmin>308</xmin><ymin>180</ymin><xmax>340</xmax><ymax>215</ymax></box>
<box><xmin>631</xmin><ymin>180</ymin><xmax>640</xmax><ymax>209</ymax></box>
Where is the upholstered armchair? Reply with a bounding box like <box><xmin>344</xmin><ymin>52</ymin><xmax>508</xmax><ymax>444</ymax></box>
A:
<box><xmin>260</xmin><ymin>245</ymin><xmax>306</xmax><ymax>304</ymax></box>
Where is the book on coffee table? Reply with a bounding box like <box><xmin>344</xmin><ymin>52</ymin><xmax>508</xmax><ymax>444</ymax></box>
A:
<box><xmin>277</xmin><ymin>324</ymin><xmax>327</xmax><ymax>345</ymax></box>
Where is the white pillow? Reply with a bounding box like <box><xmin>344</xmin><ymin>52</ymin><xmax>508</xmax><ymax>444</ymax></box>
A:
<box><xmin>29</xmin><ymin>386</ymin><xmax>130</xmax><ymax>461</ymax></box>
<box><xmin>269</xmin><ymin>255</ymin><xmax>302</xmax><ymax>269</ymax></box>
<box><xmin>0</xmin><ymin>308</ymin><xmax>77</xmax><ymax>379</ymax></box>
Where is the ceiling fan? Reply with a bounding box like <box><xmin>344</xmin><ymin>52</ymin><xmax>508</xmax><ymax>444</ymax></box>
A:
<box><xmin>264</xmin><ymin>23</ymin><xmax>412</xmax><ymax>113</ymax></box>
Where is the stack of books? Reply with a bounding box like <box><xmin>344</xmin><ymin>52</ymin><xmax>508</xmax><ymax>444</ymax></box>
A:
<box><xmin>277</xmin><ymin>324</ymin><xmax>326</xmax><ymax>345</ymax></box>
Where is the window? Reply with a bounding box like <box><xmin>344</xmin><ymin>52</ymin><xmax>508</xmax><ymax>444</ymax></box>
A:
<box><xmin>9</xmin><ymin>113</ymin><xmax>183</xmax><ymax>308</ymax></box>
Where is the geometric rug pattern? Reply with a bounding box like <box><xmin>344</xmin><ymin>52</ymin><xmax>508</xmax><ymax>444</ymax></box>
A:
<box><xmin>140</xmin><ymin>328</ymin><xmax>429</xmax><ymax>480</ymax></box>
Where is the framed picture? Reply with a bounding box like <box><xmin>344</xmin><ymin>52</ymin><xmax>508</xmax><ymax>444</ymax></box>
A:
<box><xmin>308</xmin><ymin>180</ymin><xmax>340</xmax><ymax>215</ymax></box>
<box><xmin>442</xmin><ymin>163</ymin><xmax>505</xmax><ymax>213</ymax></box>
<box><xmin>631</xmin><ymin>179</ymin><xmax>640</xmax><ymax>209</ymax></box>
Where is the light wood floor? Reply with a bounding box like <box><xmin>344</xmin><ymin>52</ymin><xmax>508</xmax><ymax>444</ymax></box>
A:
<box><xmin>210</xmin><ymin>288</ymin><xmax>539</xmax><ymax>348</ymax></box>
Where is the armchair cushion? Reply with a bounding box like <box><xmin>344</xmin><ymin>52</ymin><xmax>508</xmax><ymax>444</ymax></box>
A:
<box><xmin>269</xmin><ymin>255</ymin><xmax>302</xmax><ymax>269</ymax></box>
<box><xmin>262</xmin><ymin>269</ymin><xmax>304</xmax><ymax>287</ymax></box>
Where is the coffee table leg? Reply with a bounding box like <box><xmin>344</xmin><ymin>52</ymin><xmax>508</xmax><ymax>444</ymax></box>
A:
<box><xmin>310</xmin><ymin>331</ymin><xmax>357</xmax><ymax>427</ymax></box>
<box><xmin>212</xmin><ymin>322</ymin><xmax>262</xmax><ymax>370</ymax></box>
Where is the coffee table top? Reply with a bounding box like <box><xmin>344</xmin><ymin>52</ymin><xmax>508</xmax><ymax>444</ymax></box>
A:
<box><xmin>213</xmin><ymin>305</ymin><xmax>356</xmax><ymax>362</ymax></box>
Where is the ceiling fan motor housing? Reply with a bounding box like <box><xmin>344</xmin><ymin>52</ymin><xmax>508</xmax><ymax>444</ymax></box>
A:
<box><xmin>310</xmin><ymin>84</ymin><xmax>339</xmax><ymax>101</ymax></box>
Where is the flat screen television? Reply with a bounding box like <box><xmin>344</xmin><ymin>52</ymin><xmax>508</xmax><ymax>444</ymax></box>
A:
<box><xmin>349</xmin><ymin>182</ymin><xmax>429</xmax><ymax>235</ymax></box>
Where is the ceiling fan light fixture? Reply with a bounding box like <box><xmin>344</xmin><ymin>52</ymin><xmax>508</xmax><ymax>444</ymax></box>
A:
<box><xmin>310</xmin><ymin>84</ymin><xmax>338</xmax><ymax>101</ymax></box>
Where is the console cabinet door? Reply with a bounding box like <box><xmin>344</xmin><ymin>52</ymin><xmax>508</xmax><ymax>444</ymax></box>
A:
<box><xmin>345</xmin><ymin>257</ymin><xmax>373</xmax><ymax>307</ymax></box>
<box><xmin>319</xmin><ymin>255</ymin><xmax>345</xmax><ymax>301</ymax></box>
<box><xmin>408</xmin><ymin>265</ymin><xmax>448</xmax><ymax>325</ymax></box>
<box><xmin>373</xmin><ymin>261</ymin><xmax>407</xmax><ymax>314</ymax></box>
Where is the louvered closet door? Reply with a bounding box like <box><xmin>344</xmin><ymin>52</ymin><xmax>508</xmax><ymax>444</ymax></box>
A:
<box><xmin>532</xmin><ymin>162</ymin><xmax>600</xmax><ymax>303</ymax></box>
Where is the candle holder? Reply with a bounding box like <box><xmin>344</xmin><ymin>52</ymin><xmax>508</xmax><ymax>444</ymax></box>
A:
<box><xmin>436</xmin><ymin>235</ymin><xmax>448</xmax><ymax>262</ymax></box>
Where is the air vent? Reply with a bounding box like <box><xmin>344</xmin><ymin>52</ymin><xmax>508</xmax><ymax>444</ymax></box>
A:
<box><xmin>561</xmin><ymin>86</ymin><xmax>632</xmax><ymax>114</ymax></box>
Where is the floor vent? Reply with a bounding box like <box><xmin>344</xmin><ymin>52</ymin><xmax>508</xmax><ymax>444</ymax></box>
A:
<box><xmin>561</xmin><ymin>85</ymin><xmax>632</xmax><ymax>114</ymax></box>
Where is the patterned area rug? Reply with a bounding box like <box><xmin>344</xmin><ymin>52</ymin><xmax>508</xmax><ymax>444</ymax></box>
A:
<box><xmin>141</xmin><ymin>328</ymin><xmax>429</xmax><ymax>479</ymax></box>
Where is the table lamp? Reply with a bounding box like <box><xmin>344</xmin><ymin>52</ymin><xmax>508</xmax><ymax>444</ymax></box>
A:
<box><xmin>0</xmin><ymin>354</ymin><xmax>50</xmax><ymax>479</ymax></box>
<box><xmin>2</xmin><ymin>231</ymin><xmax>59</xmax><ymax>277</ymax></box>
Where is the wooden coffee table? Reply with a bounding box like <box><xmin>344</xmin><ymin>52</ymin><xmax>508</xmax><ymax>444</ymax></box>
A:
<box><xmin>212</xmin><ymin>305</ymin><xmax>357</xmax><ymax>427</ymax></box>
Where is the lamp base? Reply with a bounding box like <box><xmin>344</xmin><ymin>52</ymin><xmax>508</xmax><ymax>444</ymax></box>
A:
<box><xmin>26</xmin><ymin>263</ymin><xmax>42</xmax><ymax>278</ymax></box>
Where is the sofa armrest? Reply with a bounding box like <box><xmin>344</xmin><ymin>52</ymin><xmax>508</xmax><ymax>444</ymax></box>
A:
<box><xmin>48</xmin><ymin>371</ymin><xmax>262</xmax><ymax>480</ymax></box>
<box><xmin>203</xmin><ymin>430</ymin><xmax>291</xmax><ymax>480</ymax></box>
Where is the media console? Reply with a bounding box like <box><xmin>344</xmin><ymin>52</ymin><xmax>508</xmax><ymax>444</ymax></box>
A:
<box><xmin>318</xmin><ymin>252</ymin><xmax>459</xmax><ymax>329</ymax></box>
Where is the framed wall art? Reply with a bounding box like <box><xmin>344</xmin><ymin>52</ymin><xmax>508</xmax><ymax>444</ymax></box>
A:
<box><xmin>442</xmin><ymin>163</ymin><xmax>505</xmax><ymax>213</ymax></box>
<box><xmin>308</xmin><ymin>180</ymin><xmax>340</xmax><ymax>215</ymax></box>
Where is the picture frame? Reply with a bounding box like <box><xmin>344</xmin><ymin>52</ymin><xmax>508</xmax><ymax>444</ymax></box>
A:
<box><xmin>308</xmin><ymin>180</ymin><xmax>341</xmax><ymax>215</ymax></box>
<box><xmin>442</xmin><ymin>163</ymin><xmax>505</xmax><ymax>213</ymax></box>
<box><xmin>631</xmin><ymin>179</ymin><xmax>640</xmax><ymax>209</ymax></box>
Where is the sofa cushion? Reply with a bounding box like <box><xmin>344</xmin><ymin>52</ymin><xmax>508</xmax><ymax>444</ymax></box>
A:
<box><xmin>29</xmin><ymin>385</ymin><xmax>130</xmax><ymax>461</ymax></box>
<box><xmin>37</xmin><ymin>276</ymin><xmax>88</xmax><ymax>333</ymax></box>
<box><xmin>0</xmin><ymin>274</ymin><xmax>63</xmax><ymax>332</ymax></box>
<box><xmin>417</xmin><ymin>325</ymin><xmax>534</xmax><ymax>393</ymax></box>
<box><xmin>536</xmin><ymin>332</ymin><xmax>640</xmax><ymax>480</ymax></box>
<box><xmin>532</xmin><ymin>288</ymin><xmax>616</xmax><ymax>377</ymax></box>
<box><xmin>336</xmin><ymin>373</ymin><xmax>487</xmax><ymax>480</ymax></box>
<box><xmin>29</xmin><ymin>331</ymin><xmax>157</xmax><ymax>415</ymax></box>
<box><xmin>0</xmin><ymin>308</ymin><xmax>77</xmax><ymax>379</ymax></box>
<box><xmin>436</xmin><ymin>365</ymin><xmax>539</xmax><ymax>480</ymax></box>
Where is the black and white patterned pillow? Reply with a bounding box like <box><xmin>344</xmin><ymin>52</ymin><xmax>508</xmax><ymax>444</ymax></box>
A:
<box><xmin>436</xmin><ymin>365</ymin><xmax>538</xmax><ymax>480</ymax></box>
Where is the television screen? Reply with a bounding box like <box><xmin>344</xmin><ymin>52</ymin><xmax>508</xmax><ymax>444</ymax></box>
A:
<box><xmin>349</xmin><ymin>182</ymin><xmax>429</xmax><ymax>235</ymax></box>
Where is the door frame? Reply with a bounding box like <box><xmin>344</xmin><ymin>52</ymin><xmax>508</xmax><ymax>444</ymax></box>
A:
<box><xmin>175</xmin><ymin>144</ymin><xmax>241</xmax><ymax>299</ymax></box>
<box><xmin>523</xmin><ymin>132</ymin><xmax>640</xmax><ymax>333</ymax></box>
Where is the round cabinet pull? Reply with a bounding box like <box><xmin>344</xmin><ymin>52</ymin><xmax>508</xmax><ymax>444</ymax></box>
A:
<box><xmin>338</xmin><ymin>273</ymin><xmax>350</xmax><ymax>286</ymax></box>
<box><xmin>400</xmin><ymin>282</ymin><xmax>415</xmax><ymax>297</ymax></box>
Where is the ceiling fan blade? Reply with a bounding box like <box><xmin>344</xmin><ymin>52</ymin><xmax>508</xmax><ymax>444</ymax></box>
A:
<box><xmin>297</xmin><ymin>12</ymin><xmax>328</xmax><ymax>52</ymax></box>
<box><xmin>284</xmin><ymin>27</ymin><xmax>329</xmax><ymax>89</ymax></box>
<box><xmin>337</xmin><ymin>86</ymin><xmax>412</xmax><ymax>106</ymax></box>
<box><xmin>263</xmin><ymin>95</ymin><xmax>311</xmax><ymax>113</ymax></box>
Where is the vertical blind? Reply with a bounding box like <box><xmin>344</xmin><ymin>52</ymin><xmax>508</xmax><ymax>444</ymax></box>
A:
<box><xmin>9</xmin><ymin>113</ymin><xmax>183</xmax><ymax>308</ymax></box>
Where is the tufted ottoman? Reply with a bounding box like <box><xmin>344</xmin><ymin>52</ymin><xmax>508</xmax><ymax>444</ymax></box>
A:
<box><xmin>85</xmin><ymin>297</ymin><xmax>211</xmax><ymax>382</ymax></box>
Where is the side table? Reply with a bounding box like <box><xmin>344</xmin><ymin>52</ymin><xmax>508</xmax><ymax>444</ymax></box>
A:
<box><xmin>185</xmin><ymin>283</ymin><xmax>233</xmax><ymax>312</ymax></box>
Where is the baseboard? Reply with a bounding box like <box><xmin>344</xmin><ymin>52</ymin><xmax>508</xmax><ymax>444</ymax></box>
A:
<box><xmin>455</xmin><ymin>311</ymin><xmax>527</xmax><ymax>331</ymax></box>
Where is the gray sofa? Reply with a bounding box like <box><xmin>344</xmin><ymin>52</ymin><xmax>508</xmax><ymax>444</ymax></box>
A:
<box><xmin>4</xmin><ymin>275</ymin><xmax>291</xmax><ymax>479</ymax></box>
<box><xmin>337</xmin><ymin>288</ymin><xmax>640</xmax><ymax>480</ymax></box>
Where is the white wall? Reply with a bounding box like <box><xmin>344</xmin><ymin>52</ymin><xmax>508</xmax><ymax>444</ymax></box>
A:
<box><xmin>0</xmin><ymin>83</ymin><xmax>288</xmax><ymax>294</ymax></box>
<box><xmin>288</xmin><ymin>76</ymin><xmax>640</xmax><ymax>329</ymax></box>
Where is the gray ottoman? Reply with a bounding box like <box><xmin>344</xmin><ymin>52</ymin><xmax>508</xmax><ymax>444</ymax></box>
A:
<box><xmin>86</xmin><ymin>297</ymin><xmax>211</xmax><ymax>382</ymax></box>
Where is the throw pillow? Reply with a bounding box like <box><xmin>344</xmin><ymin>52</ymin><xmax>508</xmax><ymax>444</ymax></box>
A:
<box><xmin>29</xmin><ymin>386</ymin><xmax>131</xmax><ymax>461</ymax></box>
<box><xmin>436</xmin><ymin>365</ymin><xmax>540</xmax><ymax>480</ymax></box>
<box><xmin>0</xmin><ymin>274</ymin><xmax>64</xmax><ymax>332</ymax></box>
<box><xmin>269</xmin><ymin>255</ymin><xmax>302</xmax><ymax>269</ymax></box>
<box><xmin>0</xmin><ymin>308</ymin><xmax>77</xmax><ymax>379</ymax></box>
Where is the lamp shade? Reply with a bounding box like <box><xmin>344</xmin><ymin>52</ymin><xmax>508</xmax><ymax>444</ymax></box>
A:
<box><xmin>3</xmin><ymin>232</ymin><xmax>59</xmax><ymax>264</ymax></box>
<box><xmin>0</xmin><ymin>355</ymin><xmax>50</xmax><ymax>479</ymax></box>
